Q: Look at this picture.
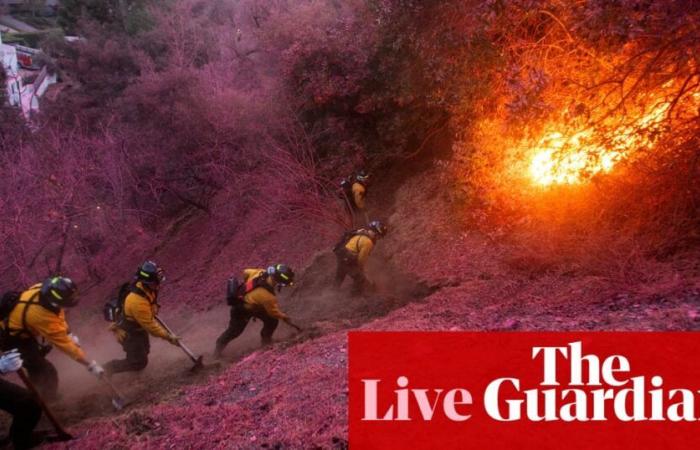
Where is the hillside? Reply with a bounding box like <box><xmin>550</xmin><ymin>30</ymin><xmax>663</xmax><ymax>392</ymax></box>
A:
<box><xmin>40</xmin><ymin>166</ymin><xmax>700</xmax><ymax>449</ymax></box>
<box><xmin>0</xmin><ymin>1</ymin><xmax>698</xmax><ymax>448</ymax></box>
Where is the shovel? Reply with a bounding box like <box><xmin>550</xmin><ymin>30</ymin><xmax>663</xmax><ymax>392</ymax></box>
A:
<box><xmin>100</xmin><ymin>375</ymin><xmax>127</xmax><ymax>410</ymax></box>
<box><xmin>155</xmin><ymin>315</ymin><xmax>204</xmax><ymax>371</ymax></box>
<box><xmin>17</xmin><ymin>368</ymin><xmax>73</xmax><ymax>442</ymax></box>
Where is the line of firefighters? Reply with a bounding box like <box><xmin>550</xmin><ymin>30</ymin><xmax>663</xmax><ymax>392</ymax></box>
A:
<box><xmin>0</xmin><ymin>169</ymin><xmax>382</xmax><ymax>448</ymax></box>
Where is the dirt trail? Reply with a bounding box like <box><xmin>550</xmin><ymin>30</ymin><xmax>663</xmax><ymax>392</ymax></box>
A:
<box><xmin>286</xmin><ymin>250</ymin><xmax>436</xmax><ymax>326</ymax></box>
<box><xmin>10</xmin><ymin>245</ymin><xmax>431</xmax><ymax>435</ymax></box>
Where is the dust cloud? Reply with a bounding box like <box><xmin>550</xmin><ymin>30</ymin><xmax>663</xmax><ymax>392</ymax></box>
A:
<box><xmin>1</xmin><ymin>248</ymin><xmax>429</xmax><ymax>431</ymax></box>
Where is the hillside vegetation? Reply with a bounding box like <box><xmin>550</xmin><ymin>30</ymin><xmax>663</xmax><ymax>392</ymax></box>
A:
<box><xmin>0</xmin><ymin>1</ymin><xmax>698</xmax><ymax>447</ymax></box>
<box><xmin>1</xmin><ymin>1</ymin><xmax>697</xmax><ymax>291</ymax></box>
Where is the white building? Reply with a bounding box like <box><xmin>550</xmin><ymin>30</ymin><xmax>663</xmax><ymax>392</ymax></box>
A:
<box><xmin>21</xmin><ymin>65</ymin><xmax>57</xmax><ymax>115</ymax></box>
<box><xmin>0</xmin><ymin>32</ymin><xmax>22</xmax><ymax>106</ymax></box>
<box><xmin>1</xmin><ymin>33</ymin><xmax>56</xmax><ymax>118</ymax></box>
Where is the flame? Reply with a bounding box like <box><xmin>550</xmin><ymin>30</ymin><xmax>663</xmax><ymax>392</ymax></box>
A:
<box><xmin>528</xmin><ymin>131</ymin><xmax>622</xmax><ymax>185</ymax></box>
<box><xmin>528</xmin><ymin>102</ymin><xmax>671</xmax><ymax>186</ymax></box>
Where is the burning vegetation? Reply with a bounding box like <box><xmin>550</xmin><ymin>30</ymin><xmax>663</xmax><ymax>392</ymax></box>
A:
<box><xmin>524</xmin><ymin>91</ymin><xmax>695</xmax><ymax>187</ymax></box>
<box><xmin>444</xmin><ymin>1</ymin><xmax>700</xmax><ymax>274</ymax></box>
<box><xmin>526</xmin><ymin>102</ymin><xmax>667</xmax><ymax>186</ymax></box>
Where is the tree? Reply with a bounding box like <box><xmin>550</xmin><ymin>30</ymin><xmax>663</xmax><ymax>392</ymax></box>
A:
<box><xmin>59</xmin><ymin>0</ymin><xmax>154</xmax><ymax>35</ymax></box>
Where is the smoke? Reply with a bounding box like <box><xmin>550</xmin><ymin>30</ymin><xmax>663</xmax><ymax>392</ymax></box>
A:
<box><xmin>286</xmin><ymin>249</ymin><xmax>432</xmax><ymax>326</ymax></box>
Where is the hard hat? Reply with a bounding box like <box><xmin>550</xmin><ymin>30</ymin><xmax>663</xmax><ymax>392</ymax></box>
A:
<box><xmin>267</xmin><ymin>264</ymin><xmax>295</xmax><ymax>286</ymax></box>
<box><xmin>356</xmin><ymin>170</ymin><xmax>370</xmax><ymax>183</ymax></box>
<box><xmin>367</xmin><ymin>220</ymin><xmax>388</xmax><ymax>237</ymax></box>
<box><xmin>136</xmin><ymin>261</ymin><xmax>164</xmax><ymax>286</ymax></box>
<box><xmin>40</xmin><ymin>276</ymin><xmax>79</xmax><ymax>308</ymax></box>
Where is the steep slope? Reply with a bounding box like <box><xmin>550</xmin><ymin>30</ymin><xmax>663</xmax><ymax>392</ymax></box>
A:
<box><xmin>38</xmin><ymin>164</ymin><xmax>700</xmax><ymax>449</ymax></box>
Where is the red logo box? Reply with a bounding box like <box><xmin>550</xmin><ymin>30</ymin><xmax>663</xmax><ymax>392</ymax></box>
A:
<box><xmin>349</xmin><ymin>332</ymin><xmax>700</xmax><ymax>449</ymax></box>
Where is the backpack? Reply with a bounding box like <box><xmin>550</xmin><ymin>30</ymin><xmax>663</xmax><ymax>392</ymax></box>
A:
<box><xmin>226</xmin><ymin>277</ymin><xmax>241</xmax><ymax>306</ymax></box>
<box><xmin>1</xmin><ymin>290</ymin><xmax>42</xmax><ymax>342</ymax></box>
<box><xmin>0</xmin><ymin>291</ymin><xmax>21</xmax><ymax>321</ymax></box>
<box><xmin>103</xmin><ymin>283</ymin><xmax>146</xmax><ymax>323</ymax></box>
<box><xmin>333</xmin><ymin>228</ymin><xmax>373</xmax><ymax>255</ymax></box>
<box><xmin>225</xmin><ymin>273</ymin><xmax>275</xmax><ymax>306</ymax></box>
<box><xmin>333</xmin><ymin>229</ymin><xmax>358</xmax><ymax>254</ymax></box>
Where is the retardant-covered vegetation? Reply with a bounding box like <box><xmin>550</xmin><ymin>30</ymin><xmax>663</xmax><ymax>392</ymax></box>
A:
<box><xmin>1</xmin><ymin>0</ymin><xmax>698</xmax><ymax>315</ymax></box>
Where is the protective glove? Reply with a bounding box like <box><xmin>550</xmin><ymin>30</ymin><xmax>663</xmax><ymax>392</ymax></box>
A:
<box><xmin>167</xmin><ymin>335</ymin><xmax>181</xmax><ymax>346</ymax></box>
<box><xmin>87</xmin><ymin>360</ymin><xmax>105</xmax><ymax>378</ymax></box>
<box><xmin>0</xmin><ymin>349</ymin><xmax>23</xmax><ymax>374</ymax></box>
<box><xmin>69</xmin><ymin>333</ymin><xmax>80</xmax><ymax>346</ymax></box>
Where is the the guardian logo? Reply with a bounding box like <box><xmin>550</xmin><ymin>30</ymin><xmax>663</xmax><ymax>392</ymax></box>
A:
<box><xmin>362</xmin><ymin>341</ymin><xmax>700</xmax><ymax>422</ymax></box>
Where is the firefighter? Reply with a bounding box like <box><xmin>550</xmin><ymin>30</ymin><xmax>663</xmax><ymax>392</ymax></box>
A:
<box><xmin>104</xmin><ymin>261</ymin><xmax>180</xmax><ymax>375</ymax></box>
<box><xmin>214</xmin><ymin>264</ymin><xmax>301</xmax><ymax>358</ymax></box>
<box><xmin>342</xmin><ymin>170</ymin><xmax>370</xmax><ymax>227</ymax></box>
<box><xmin>0</xmin><ymin>277</ymin><xmax>104</xmax><ymax>401</ymax></box>
<box><xmin>334</xmin><ymin>220</ymin><xmax>388</xmax><ymax>295</ymax></box>
<box><xmin>0</xmin><ymin>349</ymin><xmax>43</xmax><ymax>449</ymax></box>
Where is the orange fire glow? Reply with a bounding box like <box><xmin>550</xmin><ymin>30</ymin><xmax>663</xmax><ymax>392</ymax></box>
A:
<box><xmin>527</xmin><ymin>102</ymin><xmax>671</xmax><ymax>186</ymax></box>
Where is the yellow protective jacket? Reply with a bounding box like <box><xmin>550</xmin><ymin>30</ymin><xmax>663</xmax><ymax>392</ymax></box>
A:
<box><xmin>345</xmin><ymin>234</ymin><xmax>375</xmax><ymax>268</ymax></box>
<box><xmin>121</xmin><ymin>281</ymin><xmax>170</xmax><ymax>339</ymax></box>
<box><xmin>352</xmin><ymin>182</ymin><xmax>366</xmax><ymax>210</ymax></box>
<box><xmin>3</xmin><ymin>284</ymin><xmax>86</xmax><ymax>362</ymax></box>
<box><xmin>241</xmin><ymin>269</ymin><xmax>289</xmax><ymax>320</ymax></box>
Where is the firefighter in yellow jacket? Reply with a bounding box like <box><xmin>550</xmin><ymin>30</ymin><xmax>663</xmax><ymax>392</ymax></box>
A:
<box><xmin>214</xmin><ymin>264</ymin><xmax>301</xmax><ymax>358</ymax></box>
<box><xmin>334</xmin><ymin>220</ymin><xmax>388</xmax><ymax>294</ymax></box>
<box><xmin>351</xmin><ymin>171</ymin><xmax>369</xmax><ymax>212</ymax></box>
<box><xmin>342</xmin><ymin>170</ymin><xmax>370</xmax><ymax>227</ymax></box>
<box><xmin>104</xmin><ymin>261</ymin><xmax>179</xmax><ymax>375</ymax></box>
<box><xmin>0</xmin><ymin>277</ymin><xmax>105</xmax><ymax>400</ymax></box>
